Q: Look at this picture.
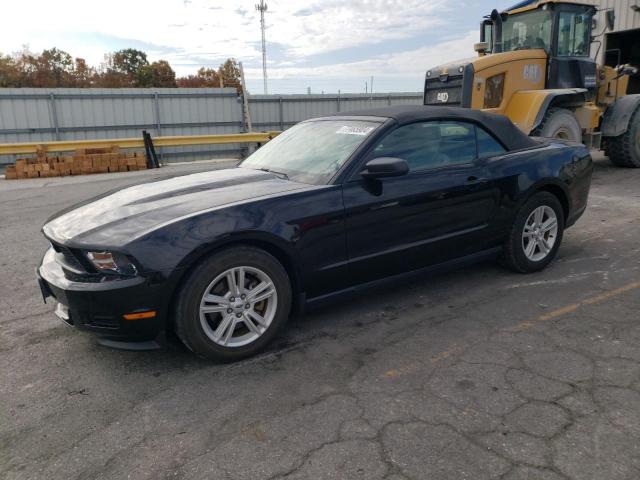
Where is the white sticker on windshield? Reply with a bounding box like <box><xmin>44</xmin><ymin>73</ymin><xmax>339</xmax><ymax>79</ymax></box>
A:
<box><xmin>336</xmin><ymin>125</ymin><xmax>375</xmax><ymax>136</ymax></box>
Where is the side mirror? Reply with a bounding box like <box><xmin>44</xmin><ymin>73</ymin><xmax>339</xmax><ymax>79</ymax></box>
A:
<box><xmin>606</xmin><ymin>10</ymin><xmax>615</xmax><ymax>30</ymax></box>
<box><xmin>360</xmin><ymin>157</ymin><xmax>409</xmax><ymax>179</ymax></box>
<box><xmin>474</xmin><ymin>42</ymin><xmax>489</xmax><ymax>54</ymax></box>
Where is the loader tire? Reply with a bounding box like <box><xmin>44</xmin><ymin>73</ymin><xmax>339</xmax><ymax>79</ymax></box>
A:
<box><xmin>605</xmin><ymin>107</ymin><xmax>640</xmax><ymax>168</ymax></box>
<box><xmin>535</xmin><ymin>108</ymin><xmax>582</xmax><ymax>142</ymax></box>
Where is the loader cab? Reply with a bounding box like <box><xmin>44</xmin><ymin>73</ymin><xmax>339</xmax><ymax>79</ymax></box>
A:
<box><xmin>481</xmin><ymin>1</ymin><xmax>597</xmax><ymax>92</ymax></box>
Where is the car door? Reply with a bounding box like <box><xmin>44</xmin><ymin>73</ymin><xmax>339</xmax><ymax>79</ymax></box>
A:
<box><xmin>342</xmin><ymin>120</ymin><xmax>501</xmax><ymax>286</ymax></box>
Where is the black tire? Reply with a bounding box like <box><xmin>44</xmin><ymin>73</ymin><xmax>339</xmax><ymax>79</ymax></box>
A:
<box><xmin>605</xmin><ymin>107</ymin><xmax>640</xmax><ymax>168</ymax></box>
<box><xmin>500</xmin><ymin>192</ymin><xmax>565</xmax><ymax>273</ymax></box>
<box><xmin>535</xmin><ymin>107</ymin><xmax>582</xmax><ymax>142</ymax></box>
<box><xmin>175</xmin><ymin>246</ymin><xmax>292</xmax><ymax>362</ymax></box>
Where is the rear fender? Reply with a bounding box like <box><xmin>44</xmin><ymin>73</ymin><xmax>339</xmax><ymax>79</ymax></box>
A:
<box><xmin>518</xmin><ymin>177</ymin><xmax>571</xmax><ymax>211</ymax></box>
<box><xmin>601</xmin><ymin>94</ymin><xmax>640</xmax><ymax>137</ymax></box>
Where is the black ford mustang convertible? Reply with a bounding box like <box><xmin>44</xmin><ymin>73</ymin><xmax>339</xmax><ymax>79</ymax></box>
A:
<box><xmin>37</xmin><ymin>106</ymin><xmax>593</xmax><ymax>361</ymax></box>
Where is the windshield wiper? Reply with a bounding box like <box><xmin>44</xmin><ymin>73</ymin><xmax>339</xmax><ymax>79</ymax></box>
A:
<box><xmin>256</xmin><ymin>167</ymin><xmax>289</xmax><ymax>180</ymax></box>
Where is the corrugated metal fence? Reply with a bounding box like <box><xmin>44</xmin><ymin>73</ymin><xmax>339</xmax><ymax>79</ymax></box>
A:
<box><xmin>0</xmin><ymin>88</ymin><xmax>422</xmax><ymax>165</ymax></box>
<box><xmin>248</xmin><ymin>93</ymin><xmax>424</xmax><ymax>131</ymax></box>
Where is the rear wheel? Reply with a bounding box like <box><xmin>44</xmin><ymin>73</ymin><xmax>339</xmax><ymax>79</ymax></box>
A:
<box><xmin>605</xmin><ymin>107</ymin><xmax>640</xmax><ymax>168</ymax></box>
<box><xmin>500</xmin><ymin>192</ymin><xmax>565</xmax><ymax>273</ymax></box>
<box><xmin>535</xmin><ymin>107</ymin><xmax>582</xmax><ymax>142</ymax></box>
<box><xmin>175</xmin><ymin>246</ymin><xmax>292</xmax><ymax>361</ymax></box>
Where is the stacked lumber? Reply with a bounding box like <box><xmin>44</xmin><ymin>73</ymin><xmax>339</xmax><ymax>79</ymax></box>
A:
<box><xmin>4</xmin><ymin>147</ymin><xmax>147</xmax><ymax>180</ymax></box>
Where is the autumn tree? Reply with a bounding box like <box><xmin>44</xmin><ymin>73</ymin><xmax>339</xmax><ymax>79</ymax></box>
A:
<box><xmin>100</xmin><ymin>48</ymin><xmax>149</xmax><ymax>87</ymax></box>
<box><xmin>112</xmin><ymin>48</ymin><xmax>148</xmax><ymax>76</ymax></box>
<box><xmin>0</xmin><ymin>47</ymin><xmax>243</xmax><ymax>92</ymax></box>
<box><xmin>176</xmin><ymin>74</ymin><xmax>203</xmax><ymax>88</ymax></box>
<box><xmin>73</xmin><ymin>58</ymin><xmax>93</xmax><ymax>87</ymax></box>
<box><xmin>176</xmin><ymin>67</ymin><xmax>221</xmax><ymax>88</ymax></box>
<box><xmin>218</xmin><ymin>59</ymin><xmax>243</xmax><ymax>93</ymax></box>
<box><xmin>199</xmin><ymin>67</ymin><xmax>222</xmax><ymax>86</ymax></box>
<box><xmin>0</xmin><ymin>53</ymin><xmax>19</xmax><ymax>87</ymax></box>
<box><xmin>11</xmin><ymin>48</ymin><xmax>75</xmax><ymax>87</ymax></box>
<box><xmin>97</xmin><ymin>67</ymin><xmax>128</xmax><ymax>87</ymax></box>
<box><xmin>39</xmin><ymin>48</ymin><xmax>74</xmax><ymax>86</ymax></box>
<box><xmin>137</xmin><ymin>60</ymin><xmax>177</xmax><ymax>87</ymax></box>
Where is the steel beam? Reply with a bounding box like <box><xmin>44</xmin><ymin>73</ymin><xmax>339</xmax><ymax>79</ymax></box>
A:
<box><xmin>0</xmin><ymin>132</ymin><xmax>280</xmax><ymax>155</ymax></box>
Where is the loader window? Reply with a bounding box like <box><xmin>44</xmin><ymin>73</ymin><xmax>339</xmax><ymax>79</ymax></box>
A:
<box><xmin>483</xmin><ymin>23</ymin><xmax>494</xmax><ymax>53</ymax></box>
<box><xmin>558</xmin><ymin>11</ymin><xmax>591</xmax><ymax>57</ymax></box>
<box><xmin>502</xmin><ymin>10</ymin><xmax>552</xmax><ymax>52</ymax></box>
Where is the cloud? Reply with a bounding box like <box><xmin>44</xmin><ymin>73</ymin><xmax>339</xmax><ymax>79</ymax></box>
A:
<box><xmin>244</xmin><ymin>30</ymin><xmax>478</xmax><ymax>80</ymax></box>
<box><xmin>0</xmin><ymin>0</ymin><xmax>453</xmax><ymax>64</ymax></box>
<box><xmin>262</xmin><ymin>0</ymin><xmax>451</xmax><ymax>58</ymax></box>
<box><xmin>0</xmin><ymin>0</ymin><xmax>263</xmax><ymax>66</ymax></box>
<box><xmin>0</xmin><ymin>0</ymin><xmax>495</xmax><ymax>91</ymax></box>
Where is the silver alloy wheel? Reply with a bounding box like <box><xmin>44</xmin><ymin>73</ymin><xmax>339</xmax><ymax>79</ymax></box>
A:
<box><xmin>199</xmin><ymin>266</ymin><xmax>277</xmax><ymax>348</ymax></box>
<box><xmin>522</xmin><ymin>205</ymin><xmax>558</xmax><ymax>262</ymax></box>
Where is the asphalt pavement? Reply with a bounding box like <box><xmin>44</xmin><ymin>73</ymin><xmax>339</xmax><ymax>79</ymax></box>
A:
<box><xmin>1</xmin><ymin>154</ymin><xmax>639</xmax><ymax>480</ymax></box>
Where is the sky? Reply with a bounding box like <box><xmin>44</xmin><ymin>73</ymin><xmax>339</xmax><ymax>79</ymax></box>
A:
<box><xmin>0</xmin><ymin>0</ymin><xmax>515</xmax><ymax>94</ymax></box>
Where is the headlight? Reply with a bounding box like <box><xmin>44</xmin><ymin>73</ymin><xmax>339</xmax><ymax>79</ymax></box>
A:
<box><xmin>484</xmin><ymin>73</ymin><xmax>505</xmax><ymax>109</ymax></box>
<box><xmin>86</xmin><ymin>251</ymin><xmax>137</xmax><ymax>276</ymax></box>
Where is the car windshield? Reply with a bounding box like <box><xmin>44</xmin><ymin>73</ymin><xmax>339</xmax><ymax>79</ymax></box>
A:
<box><xmin>501</xmin><ymin>9</ymin><xmax>552</xmax><ymax>52</ymax></box>
<box><xmin>240</xmin><ymin>119</ymin><xmax>380</xmax><ymax>184</ymax></box>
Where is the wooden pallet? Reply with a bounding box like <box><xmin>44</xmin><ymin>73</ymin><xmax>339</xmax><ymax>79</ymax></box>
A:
<box><xmin>4</xmin><ymin>147</ymin><xmax>147</xmax><ymax>180</ymax></box>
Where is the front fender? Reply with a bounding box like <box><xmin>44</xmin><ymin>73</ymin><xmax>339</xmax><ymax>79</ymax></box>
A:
<box><xmin>174</xmin><ymin>230</ymin><xmax>300</xmax><ymax>274</ymax></box>
<box><xmin>127</xmin><ymin>208</ymin><xmax>299</xmax><ymax>274</ymax></box>
<box><xmin>601</xmin><ymin>94</ymin><xmax>640</xmax><ymax>137</ymax></box>
<box><xmin>503</xmin><ymin>88</ymin><xmax>588</xmax><ymax>134</ymax></box>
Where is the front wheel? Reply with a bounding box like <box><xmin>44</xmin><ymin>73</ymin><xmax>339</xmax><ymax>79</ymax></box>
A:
<box><xmin>175</xmin><ymin>246</ymin><xmax>292</xmax><ymax>361</ymax></box>
<box><xmin>500</xmin><ymin>192</ymin><xmax>565</xmax><ymax>273</ymax></box>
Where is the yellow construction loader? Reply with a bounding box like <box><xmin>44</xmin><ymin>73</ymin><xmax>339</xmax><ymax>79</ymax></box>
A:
<box><xmin>423</xmin><ymin>0</ymin><xmax>640</xmax><ymax>167</ymax></box>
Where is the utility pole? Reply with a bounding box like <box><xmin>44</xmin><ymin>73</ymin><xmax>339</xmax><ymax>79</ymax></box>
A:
<box><xmin>239</xmin><ymin>61</ymin><xmax>256</xmax><ymax>157</ymax></box>
<box><xmin>256</xmin><ymin>0</ymin><xmax>268</xmax><ymax>94</ymax></box>
<box><xmin>239</xmin><ymin>62</ymin><xmax>252</xmax><ymax>133</ymax></box>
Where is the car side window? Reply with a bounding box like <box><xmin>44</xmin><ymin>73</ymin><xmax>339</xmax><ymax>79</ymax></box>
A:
<box><xmin>369</xmin><ymin>121</ymin><xmax>476</xmax><ymax>172</ymax></box>
<box><xmin>476</xmin><ymin>126</ymin><xmax>507</xmax><ymax>158</ymax></box>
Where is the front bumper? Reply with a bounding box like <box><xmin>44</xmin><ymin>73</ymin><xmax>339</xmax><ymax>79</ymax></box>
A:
<box><xmin>37</xmin><ymin>247</ymin><xmax>169</xmax><ymax>342</ymax></box>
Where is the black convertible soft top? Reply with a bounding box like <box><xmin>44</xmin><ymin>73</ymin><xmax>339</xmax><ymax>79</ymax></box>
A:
<box><xmin>332</xmin><ymin>105</ymin><xmax>538</xmax><ymax>151</ymax></box>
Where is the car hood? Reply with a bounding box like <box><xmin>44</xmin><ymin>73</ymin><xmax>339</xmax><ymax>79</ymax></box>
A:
<box><xmin>43</xmin><ymin>167</ymin><xmax>312</xmax><ymax>247</ymax></box>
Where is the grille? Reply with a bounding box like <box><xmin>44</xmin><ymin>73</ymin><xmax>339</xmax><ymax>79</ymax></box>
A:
<box><xmin>424</xmin><ymin>75</ymin><xmax>464</xmax><ymax>106</ymax></box>
<box><xmin>86</xmin><ymin>315</ymin><xmax>119</xmax><ymax>329</ymax></box>
<box><xmin>50</xmin><ymin>242</ymin><xmax>88</xmax><ymax>273</ymax></box>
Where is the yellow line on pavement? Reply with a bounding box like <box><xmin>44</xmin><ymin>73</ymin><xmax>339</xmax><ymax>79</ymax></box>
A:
<box><xmin>538</xmin><ymin>303</ymin><xmax>581</xmax><ymax>321</ymax></box>
<box><xmin>582</xmin><ymin>281</ymin><xmax>640</xmax><ymax>305</ymax></box>
<box><xmin>508</xmin><ymin>280</ymin><xmax>640</xmax><ymax>332</ymax></box>
<box><xmin>382</xmin><ymin>281</ymin><xmax>640</xmax><ymax>379</ymax></box>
